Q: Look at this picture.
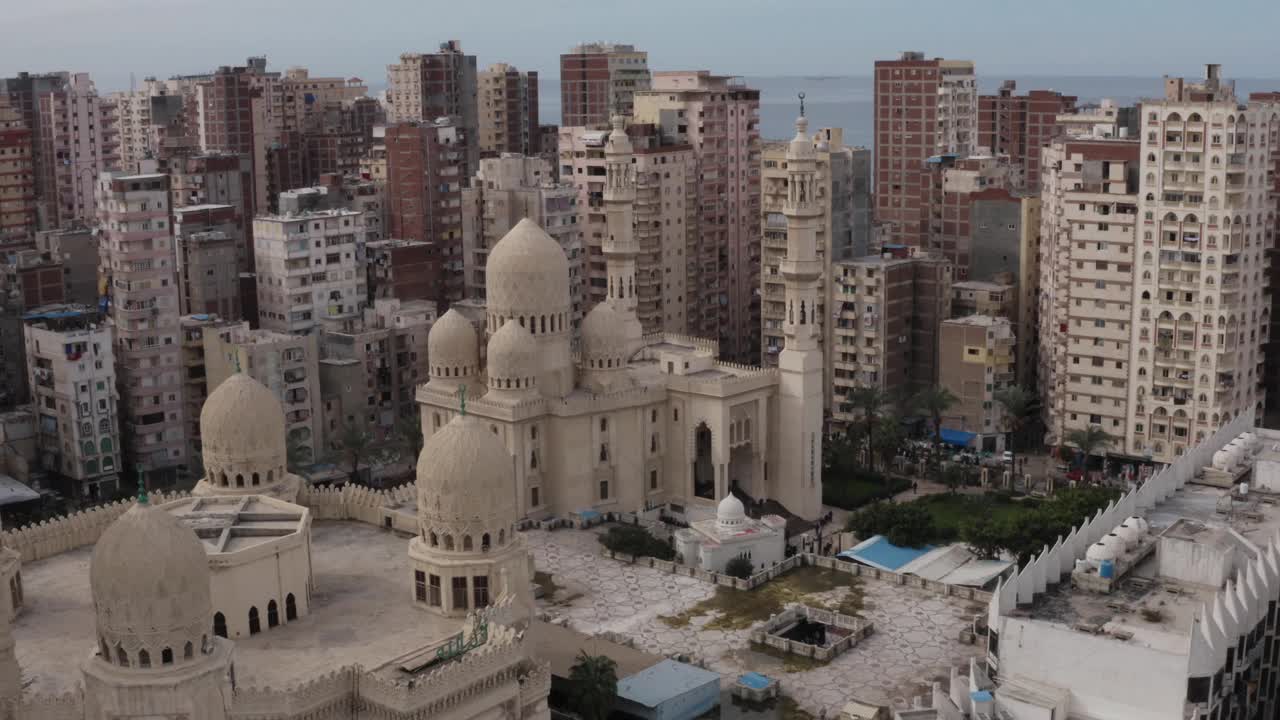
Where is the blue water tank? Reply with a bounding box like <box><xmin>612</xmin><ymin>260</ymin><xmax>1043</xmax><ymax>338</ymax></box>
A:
<box><xmin>1099</xmin><ymin>559</ymin><xmax>1115</xmax><ymax>579</ymax></box>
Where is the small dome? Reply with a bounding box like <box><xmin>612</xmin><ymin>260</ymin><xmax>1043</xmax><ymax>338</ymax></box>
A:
<box><xmin>487</xmin><ymin>320</ymin><xmax>537</xmax><ymax>389</ymax></box>
<box><xmin>1086</xmin><ymin>540</ymin><xmax>1117</xmax><ymax>563</ymax></box>
<box><xmin>201</xmin><ymin>373</ymin><xmax>285</xmax><ymax>467</ymax></box>
<box><xmin>91</xmin><ymin>502</ymin><xmax>212</xmax><ymax>655</ymax></box>
<box><xmin>417</xmin><ymin>415</ymin><xmax>516</xmax><ymax>540</ymax></box>
<box><xmin>486</xmin><ymin>219</ymin><xmax>570</xmax><ymax>319</ymax></box>
<box><xmin>429</xmin><ymin>309</ymin><xmax>479</xmax><ymax>379</ymax></box>
<box><xmin>717</xmin><ymin>493</ymin><xmax>747</xmax><ymax>531</ymax></box>
<box><xmin>581</xmin><ymin>303</ymin><xmax>630</xmax><ymax>365</ymax></box>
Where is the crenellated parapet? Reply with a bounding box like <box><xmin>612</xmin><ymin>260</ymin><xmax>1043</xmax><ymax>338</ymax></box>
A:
<box><xmin>228</xmin><ymin>667</ymin><xmax>358</xmax><ymax>719</ymax></box>
<box><xmin>11</xmin><ymin>690</ymin><xmax>83</xmax><ymax>720</ymax></box>
<box><xmin>0</xmin><ymin>491</ymin><xmax>191</xmax><ymax>564</ymax></box>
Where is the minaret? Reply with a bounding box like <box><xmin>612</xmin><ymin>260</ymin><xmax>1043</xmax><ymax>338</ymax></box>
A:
<box><xmin>603</xmin><ymin>114</ymin><xmax>644</xmax><ymax>350</ymax></box>
<box><xmin>774</xmin><ymin>104</ymin><xmax>824</xmax><ymax>521</ymax></box>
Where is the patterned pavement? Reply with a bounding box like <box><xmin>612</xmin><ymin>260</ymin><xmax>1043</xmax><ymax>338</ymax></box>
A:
<box><xmin>527</xmin><ymin>527</ymin><xmax>985</xmax><ymax>715</ymax></box>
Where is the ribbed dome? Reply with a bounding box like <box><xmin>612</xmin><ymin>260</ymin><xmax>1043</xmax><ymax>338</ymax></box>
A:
<box><xmin>581</xmin><ymin>303</ymin><xmax>630</xmax><ymax>365</ymax></box>
<box><xmin>486</xmin><ymin>218</ymin><xmax>570</xmax><ymax>316</ymax></box>
<box><xmin>90</xmin><ymin>502</ymin><xmax>212</xmax><ymax>657</ymax></box>
<box><xmin>417</xmin><ymin>415</ymin><xmax>516</xmax><ymax>538</ymax></box>
<box><xmin>429</xmin><ymin>309</ymin><xmax>480</xmax><ymax>379</ymax></box>
<box><xmin>487</xmin><ymin>320</ymin><xmax>537</xmax><ymax>388</ymax></box>
<box><xmin>201</xmin><ymin>373</ymin><xmax>285</xmax><ymax>467</ymax></box>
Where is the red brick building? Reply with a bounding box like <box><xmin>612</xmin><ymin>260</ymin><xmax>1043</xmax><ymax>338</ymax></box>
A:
<box><xmin>0</xmin><ymin>98</ymin><xmax>36</xmax><ymax>241</ymax></box>
<box><xmin>559</xmin><ymin>43</ymin><xmax>650</xmax><ymax>128</ymax></box>
<box><xmin>978</xmin><ymin>81</ymin><xmax>1076</xmax><ymax>191</ymax></box>
<box><xmin>367</xmin><ymin>239</ymin><xmax>438</xmax><ymax>304</ymax></box>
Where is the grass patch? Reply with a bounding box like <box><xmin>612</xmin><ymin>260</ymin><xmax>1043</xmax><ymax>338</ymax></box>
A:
<box><xmin>779</xmin><ymin>695</ymin><xmax>816</xmax><ymax>720</ymax></box>
<box><xmin>823</xmin><ymin>470</ymin><xmax>911</xmax><ymax>511</ymax></box>
<box><xmin>749</xmin><ymin>641</ymin><xmax>829</xmax><ymax>673</ymax></box>
<box><xmin>823</xmin><ymin>581</ymin><xmax>865</xmax><ymax>617</ymax></box>
<box><xmin>907</xmin><ymin>492</ymin><xmax>1039</xmax><ymax>539</ymax></box>
<box><xmin>660</xmin><ymin>567</ymin><xmax>860</xmax><ymax>631</ymax></box>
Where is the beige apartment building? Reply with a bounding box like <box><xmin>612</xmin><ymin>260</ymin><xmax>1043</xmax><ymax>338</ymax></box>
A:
<box><xmin>203</xmin><ymin>324</ymin><xmax>322</xmax><ymax>466</ymax></box>
<box><xmin>461</xmin><ymin>154</ymin><xmax>582</xmax><ymax>323</ymax></box>
<box><xmin>558</xmin><ymin>125</ymin><xmax>697</xmax><ymax>334</ymax></box>
<box><xmin>830</xmin><ymin>249</ymin><xmax>952</xmax><ymax>427</ymax></box>
<box><xmin>952</xmin><ymin>279</ymin><xmax>1015</xmax><ymax>318</ymax></box>
<box><xmin>1127</xmin><ymin>67</ymin><xmax>1277</xmax><ymax>462</ymax></box>
<box><xmin>939</xmin><ymin>314</ymin><xmax>1015</xmax><ymax>451</ymax></box>
<box><xmin>253</xmin><ymin>208</ymin><xmax>367</xmax><ymax>334</ymax></box>
<box><xmin>23</xmin><ymin>305</ymin><xmax>121</xmax><ymax>499</ymax></box>
<box><xmin>179</xmin><ymin>313</ymin><xmax>241</xmax><ymax>470</ymax></box>
<box><xmin>634</xmin><ymin>72</ymin><xmax>762</xmax><ymax>361</ymax></box>
<box><xmin>761</xmin><ymin>127</ymin><xmax>870</xmax><ymax>408</ymax></box>
<box><xmin>477</xmin><ymin>63</ymin><xmax>538</xmax><ymax>157</ymax></box>
<box><xmin>1037</xmin><ymin>133</ymin><xmax>1141</xmax><ymax>450</ymax></box>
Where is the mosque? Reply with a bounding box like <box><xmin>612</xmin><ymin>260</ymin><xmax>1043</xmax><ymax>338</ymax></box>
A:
<box><xmin>419</xmin><ymin>115</ymin><xmax>826</xmax><ymax>524</ymax></box>
<box><xmin>0</xmin><ymin>114</ymin><xmax>826</xmax><ymax>719</ymax></box>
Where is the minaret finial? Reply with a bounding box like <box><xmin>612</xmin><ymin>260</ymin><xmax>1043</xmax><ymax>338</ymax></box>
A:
<box><xmin>136</xmin><ymin>466</ymin><xmax>149</xmax><ymax>505</ymax></box>
<box><xmin>798</xmin><ymin>92</ymin><xmax>806</xmax><ymax>118</ymax></box>
<box><xmin>458</xmin><ymin>384</ymin><xmax>466</xmax><ymax>417</ymax></box>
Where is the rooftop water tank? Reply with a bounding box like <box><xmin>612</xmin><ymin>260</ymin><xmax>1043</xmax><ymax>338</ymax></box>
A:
<box><xmin>1114</xmin><ymin>522</ymin><xmax>1142</xmax><ymax>546</ymax></box>
<box><xmin>1086</xmin><ymin>540</ymin><xmax>1118</xmax><ymax>564</ymax></box>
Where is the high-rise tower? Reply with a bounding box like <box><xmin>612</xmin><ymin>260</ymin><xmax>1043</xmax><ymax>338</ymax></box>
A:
<box><xmin>603</xmin><ymin>115</ymin><xmax>643</xmax><ymax>351</ymax></box>
<box><xmin>775</xmin><ymin>111</ymin><xmax>824</xmax><ymax>520</ymax></box>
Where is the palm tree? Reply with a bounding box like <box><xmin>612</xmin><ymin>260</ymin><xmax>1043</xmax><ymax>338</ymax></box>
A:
<box><xmin>847</xmin><ymin>385</ymin><xmax>887</xmax><ymax>472</ymax></box>
<box><xmin>568</xmin><ymin>651</ymin><xmax>618</xmax><ymax>720</ymax></box>
<box><xmin>1065</xmin><ymin>425</ymin><xmax>1115</xmax><ymax>474</ymax></box>
<box><xmin>913</xmin><ymin>385</ymin><xmax>958</xmax><ymax>467</ymax></box>
<box><xmin>994</xmin><ymin>385</ymin><xmax>1038</xmax><ymax>469</ymax></box>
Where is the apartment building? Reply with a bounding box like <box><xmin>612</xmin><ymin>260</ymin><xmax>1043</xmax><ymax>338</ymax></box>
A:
<box><xmin>1127</xmin><ymin>66</ymin><xmax>1277</xmax><ymax>463</ymax></box>
<box><xmin>1</xmin><ymin>72</ymin><xmax>72</xmax><ymax>228</ymax></box>
<box><xmin>559</xmin><ymin>43</ymin><xmax>651</xmax><ymax>128</ymax></box>
<box><xmin>919</xmin><ymin>153</ymin><xmax>1016</xmax><ymax>277</ymax></box>
<box><xmin>278</xmin><ymin>173</ymin><xmax>386</xmax><ymax>242</ymax></box>
<box><xmin>939</xmin><ymin>314</ymin><xmax>1015</xmax><ymax>451</ymax></box>
<box><xmin>35</xmin><ymin>226</ymin><xmax>97</xmax><ymax>305</ymax></box>
<box><xmin>37</xmin><ymin>73</ymin><xmax>120</xmax><ymax>228</ymax></box>
<box><xmin>366</xmin><ymin>239</ymin><xmax>437</xmax><ymax>304</ymax></box>
<box><xmin>634</xmin><ymin>72</ymin><xmax>762</xmax><ymax>361</ymax></box>
<box><xmin>23</xmin><ymin>305</ymin><xmax>120</xmax><ymax>499</ymax></box>
<box><xmin>761</xmin><ymin>127</ymin><xmax>870</xmax><ymax>409</ymax></box>
<box><xmin>873</xmin><ymin>52</ymin><xmax>977</xmax><ymax>246</ymax></box>
<box><xmin>830</xmin><ymin>249</ymin><xmax>952</xmax><ymax>427</ymax></box>
<box><xmin>1056</xmin><ymin>98</ymin><xmax>1140</xmax><ymax>141</ymax></box>
<box><xmin>384</xmin><ymin>120</ymin><xmax>468</xmax><ymax>306</ymax></box>
<box><xmin>178</xmin><ymin>313</ymin><xmax>241</xmax><ymax>470</ymax></box>
<box><xmin>318</xmin><ymin>298</ymin><xmax>433</xmax><ymax>447</ymax></box>
<box><xmin>97</xmin><ymin>171</ymin><xmax>187</xmax><ymax>482</ymax></box>
<box><xmin>0</xmin><ymin>98</ymin><xmax>36</xmax><ymax>242</ymax></box>
<box><xmin>558</xmin><ymin>124</ymin><xmax>697</xmax><ymax>334</ymax></box>
<box><xmin>1251</xmin><ymin>91</ymin><xmax>1280</xmax><ymax>423</ymax></box>
<box><xmin>0</xmin><ymin>250</ymin><xmax>67</xmax><ymax>408</ymax></box>
<box><xmin>952</xmin><ymin>279</ymin><xmax>1015</xmax><ymax>318</ymax></box>
<box><xmin>1037</xmin><ymin>132</ymin><xmax>1141</xmax><ymax>452</ymax></box>
<box><xmin>978</xmin><ymin>81</ymin><xmax>1077</xmax><ymax>190</ymax></box>
<box><xmin>173</xmin><ymin>204</ymin><xmax>242</xmax><ymax>319</ymax></box>
<box><xmin>461</xmin><ymin>154</ymin><xmax>581</xmax><ymax>320</ymax></box>
<box><xmin>253</xmin><ymin>208</ymin><xmax>367</xmax><ymax>334</ymax></box>
<box><xmin>154</xmin><ymin>153</ymin><xmax>254</xmax><ymax>268</ymax></box>
<box><xmin>112</xmin><ymin>77</ymin><xmax>199</xmax><ymax>168</ymax></box>
<box><xmin>385</xmin><ymin>41</ymin><xmax>479</xmax><ymax>173</ymax></box>
<box><xmin>477</xmin><ymin>64</ymin><xmax>539</xmax><ymax>157</ymax></box>
<box><xmin>203</xmin><ymin>324</ymin><xmax>322</xmax><ymax>465</ymax></box>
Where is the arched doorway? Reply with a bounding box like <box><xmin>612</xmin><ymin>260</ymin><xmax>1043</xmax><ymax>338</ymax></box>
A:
<box><xmin>248</xmin><ymin>606</ymin><xmax>261</xmax><ymax>635</ymax></box>
<box><xmin>213</xmin><ymin>612</ymin><xmax>227</xmax><ymax>638</ymax></box>
<box><xmin>267</xmin><ymin>600</ymin><xmax>279</xmax><ymax>628</ymax></box>
<box><xmin>693</xmin><ymin>422</ymin><xmax>714</xmax><ymax>499</ymax></box>
<box><xmin>286</xmin><ymin>593</ymin><xmax>297</xmax><ymax>621</ymax></box>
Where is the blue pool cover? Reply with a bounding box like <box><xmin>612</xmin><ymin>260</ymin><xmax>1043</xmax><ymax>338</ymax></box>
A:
<box><xmin>838</xmin><ymin>535</ymin><xmax>935</xmax><ymax>571</ymax></box>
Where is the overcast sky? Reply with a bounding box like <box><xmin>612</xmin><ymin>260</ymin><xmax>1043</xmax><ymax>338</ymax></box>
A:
<box><xmin>4</xmin><ymin>0</ymin><xmax>1279</xmax><ymax>92</ymax></box>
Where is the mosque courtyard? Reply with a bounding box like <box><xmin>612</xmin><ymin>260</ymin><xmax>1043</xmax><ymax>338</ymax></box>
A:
<box><xmin>527</xmin><ymin>526</ymin><xmax>987</xmax><ymax>715</ymax></box>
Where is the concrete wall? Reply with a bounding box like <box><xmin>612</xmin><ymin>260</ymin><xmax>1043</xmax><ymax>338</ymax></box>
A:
<box><xmin>1156</xmin><ymin>534</ymin><xmax>1234</xmax><ymax>588</ymax></box>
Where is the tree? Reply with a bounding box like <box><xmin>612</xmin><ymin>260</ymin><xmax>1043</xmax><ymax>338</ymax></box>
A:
<box><xmin>568</xmin><ymin>651</ymin><xmax>619</xmax><ymax>720</ymax></box>
<box><xmin>393</xmin><ymin>413</ymin><xmax>425</xmax><ymax>463</ymax></box>
<box><xmin>1065</xmin><ymin>425</ymin><xmax>1115</xmax><ymax>472</ymax></box>
<box><xmin>847</xmin><ymin>385</ymin><xmax>888</xmax><ymax>472</ymax></box>
<box><xmin>871</xmin><ymin>416</ymin><xmax>905</xmax><ymax>471</ymax></box>
<box><xmin>959</xmin><ymin>515</ymin><xmax>1005</xmax><ymax>560</ymax></box>
<box><xmin>724</xmin><ymin>555</ymin><xmax>755</xmax><ymax>580</ymax></box>
<box><xmin>913</xmin><ymin>385</ymin><xmax>958</xmax><ymax>468</ymax></box>
<box><xmin>994</xmin><ymin>385</ymin><xmax>1038</xmax><ymax>469</ymax></box>
<box><xmin>286</xmin><ymin>433</ymin><xmax>315</xmax><ymax>474</ymax></box>
<box><xmin>332</xmin><ymin>421</ymin><xmax>375</xmax><ymax>485</ymax></box>
<box><xmin>940</xmin><ymin>463</ymin><xmax>973</xmax><ymax>494</ymax></box>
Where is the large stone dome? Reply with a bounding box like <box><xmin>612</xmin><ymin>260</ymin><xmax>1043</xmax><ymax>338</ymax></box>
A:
<box><xmin>417</xmin><ymin>415</ymin><xmax>516</xmax><ymax>544</ymax></box>
<box><xmin>428</xmin><ymin>309</ymin><xmax>480</xmax><ymax>381</ymax></box>
<box><xmin>581</xmin><ymin>302</ymin><xmax>630</xmax><ymax>367</ymax></box>
<box><xmin>90</xmin><ymin>501</ymin><xmax>212</xmax><ymax>664</ymax></box>
<box><xmin>200</xmin><ymin>372</ymin><xmax>287</xmax><ymax>491</ymax></box>
<box><xmin>487</xmin><ymin>319</ymin><xmax>538</xmax><ymax>392</ymax></box>
<box><xmin>485</xmin><ymin>218</ymin><xmax>570</xmax><ymax>319</ymax></box>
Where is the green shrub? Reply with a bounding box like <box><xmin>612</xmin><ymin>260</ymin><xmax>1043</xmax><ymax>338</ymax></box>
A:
<box><xmin>724</xmin><ymin>556</ymin><xmax>755</xmax><ymax>579</ymax></box>
<box><xmin>822</xmin><ymin>469</ymin><xmax>911</xmax><ymax>510</ymax></box>
<box><xmin>598</xmin><ymin>525</ymin><xmax>676</xmax><ymax>561</ymax></box>
<box><xmin>846</xmin><ymin>501</ymin><xmax>937</xmax><ymax>548</ymax></box>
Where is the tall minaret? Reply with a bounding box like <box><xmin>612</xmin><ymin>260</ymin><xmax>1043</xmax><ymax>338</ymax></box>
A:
<box><xmin>603</xmin><ymin>114</ymin><xmax>644</xmax><ymax>350</ymax></box>
<box><xmin>775</xmin><ymin>105</ymin><xmax>824</xmax><ymax>521</ymax></box>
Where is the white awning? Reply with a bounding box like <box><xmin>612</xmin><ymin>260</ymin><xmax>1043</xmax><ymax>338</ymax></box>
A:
<box><xmin>0</xmin><ymin>475</ymin><xmax>39</xmax><ymax>507</ymax></box>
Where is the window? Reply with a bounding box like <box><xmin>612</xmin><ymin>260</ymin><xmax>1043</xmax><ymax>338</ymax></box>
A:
<box><xmin>600</xmin><ymin>479</ymin><xmax>609</xmax><ymax>500</ymax></box>
<box><xmin>473</xmin><ymin>576</ymin><xmax>490</xmax><ymax>608</ymax></box>
<box><xmin>415</xmin><ymin>570</ymin><xmax>427</xmax><ymax>602</ymax></box>
<box><xmin>428</xmin><ymin>575</ymin><xmax>442</xmax><ymax>606</ymax></box>
<box><xmin>600</xmin><ymin>418</ymin><xmax>608</xmax><ymax>432</ymax></box>
<box><xmin>650</xmin><ymin>470</ymin><xmax>658</xmax><ymax>490</ymax></box>
<box><xmin>531</xmin><ymin>487</ymin><xmax>540</xmax><ymax>507</ymax></box>
<box><xmin>451</xmin><ymin>577</ymin><xmax>468</xmax><ymax>609</ymax></box>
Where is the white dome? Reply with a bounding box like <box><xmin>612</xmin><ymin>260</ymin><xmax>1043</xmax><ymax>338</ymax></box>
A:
<box><xmin>90</xmin><ymin>501</ymin><xmax>212</xmax><ymax>664</ymax></box>
<box><xmin>1114</xmin><ymin>523</ymin><xmax>1142</xmax><ymax>546</ymax></box>
<box><xmin>486</xmin><ymin>219</ymin><xmax>570</xmax><ymax>320</ymax></box>
<box><xmin>487</xmin><ymin>319</ymin><xmax>538</xmax><ymax>390</ymax></box>
<box><xmin>417</xmin><ymin>415</ymin><xmax>516</xmax><ymax>544</ymax></box>
<box><xmin>717</xmin><ymin>493</ymin><xmax>747</xmax><ymax>531</ymax></box>
<box><xmin>201</xmin><ymin>373</ymin><xmax>286</xmax><ymax>487</ymax></box>
<box><xmin>429</xmin><ymin>309</ymin><xmax>480</xmax><ymax>380</ymax></box>
<box><xmin>1086</xmin><ymin>540</ymin><xmax>1117</xmax><ymax>563</ymax></box>
<box><xmin>580</xmin><ymin>303</ymin><xmax>630</xmax><ymax>366</ymax></box>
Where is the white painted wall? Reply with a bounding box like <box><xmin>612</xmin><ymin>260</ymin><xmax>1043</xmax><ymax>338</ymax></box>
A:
<box><xmin>1156</xmin><ymin>535</ymin><xmax>1234</xmax><ymax>589</ymax></box>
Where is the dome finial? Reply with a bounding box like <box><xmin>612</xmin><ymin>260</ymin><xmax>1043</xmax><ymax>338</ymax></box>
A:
<box><xmin>136</xmin><ymin>466</ymin><xmax>148</xmax><ymax>505</ymax></box>
<box><xmin>798</xmin><ymin>91</ymin><xmax>806</xmax><ymax>118</ymax></box>
<box><xmin>457</xmin><ymin>384</ymin><xmax>467</xmax><ymax>416</ymax></box>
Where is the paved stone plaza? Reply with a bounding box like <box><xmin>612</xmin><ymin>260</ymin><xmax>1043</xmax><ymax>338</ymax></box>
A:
<box><xmin>528</xmin><ymin>527</ymin><xmax>986</xmax><ymax>715</ymax></box>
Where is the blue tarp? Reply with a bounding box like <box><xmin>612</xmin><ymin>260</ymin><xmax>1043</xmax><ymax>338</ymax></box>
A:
<box><xmin>577</xmin><ymin>509</ymin><xmax>601</xmax><ymax>520</ymax></box>
<box><xmin>838</xmin><ymin>535</ymin><xmax>935</xmax><ymax>572</ymax></box>
<box><xmin>738</xmin><ymin>672</ymin><xmax>771</xmax><ymax>690</ymax></box>
<box><xmin>939</xmin><ymin>428</ymin><xmax>977</xmax><ymax>447</ymax></box>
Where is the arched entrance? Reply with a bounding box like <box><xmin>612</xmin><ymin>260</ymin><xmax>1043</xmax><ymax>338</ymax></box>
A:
<box><xmin>693</xmin><ymin>422</ymin><xmax>715</xmax><ymax>499</ymax></box>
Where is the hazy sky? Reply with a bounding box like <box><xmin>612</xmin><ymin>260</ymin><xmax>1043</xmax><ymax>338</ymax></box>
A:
<box><xmin>4</xmin><ymin>0</ymin><xmax>1279</xmax><ymax>92</ymax></box>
